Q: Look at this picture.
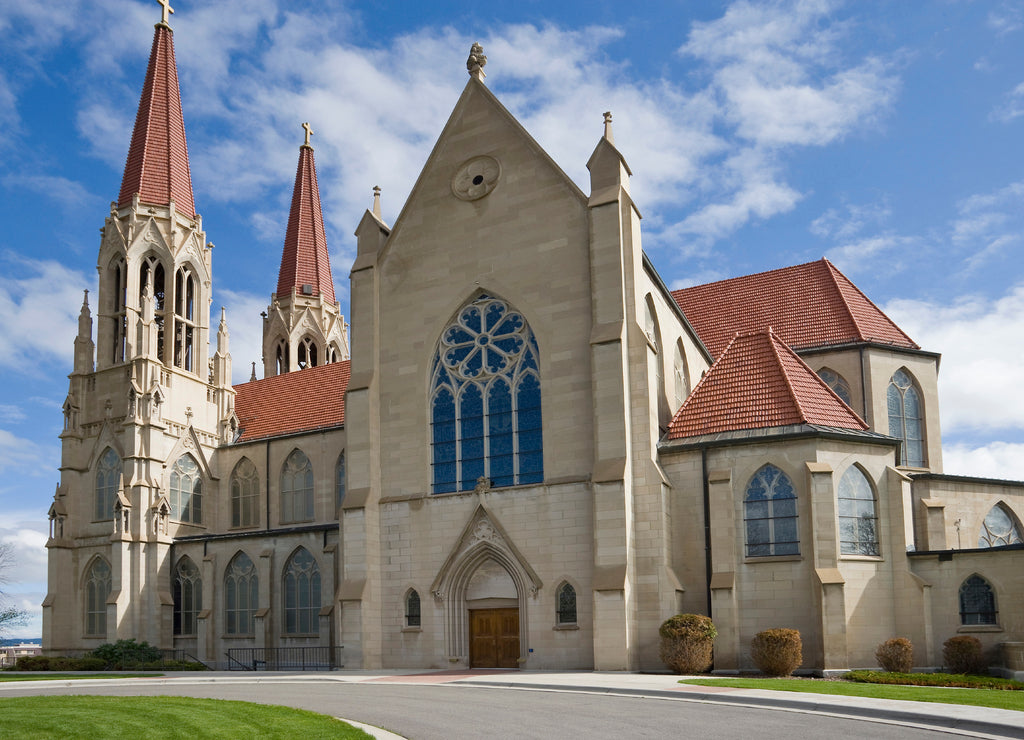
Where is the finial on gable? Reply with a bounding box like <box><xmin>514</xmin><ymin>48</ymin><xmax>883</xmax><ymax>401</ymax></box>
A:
<box><xmin>603</xmin><ymin>111</ymin><xmax>614</xmax><ymax>144</ymax></box>
<box><xmin>372</xmin><ymin>185</ymin><xmax>382</xmax><ymax>218</ymax></box>
<box><xmin>156</xmin><ymin>0</ymin><xmax>174</xmax><ymax>27</ymax></box>
<box><xmin>467</xmin><ymin>42</ymin><xmax>487</xmax><ymax>81</ymax></box>
<box><xmin>302</xmin><ymin>122</ymin><xmax>314</xmax><ymax>148</ymax></box>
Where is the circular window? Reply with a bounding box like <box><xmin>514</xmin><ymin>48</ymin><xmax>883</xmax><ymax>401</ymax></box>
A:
<box><xmin>452</xmin><ymin>156</ymin><xmax>500</xmax><ymax>201</ymax></box>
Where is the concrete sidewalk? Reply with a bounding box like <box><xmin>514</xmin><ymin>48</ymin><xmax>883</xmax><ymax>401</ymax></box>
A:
<box><xmin>3</xmin><ymin>669</ymin><xmax>1021</xmax><ymax>739</ymax></box>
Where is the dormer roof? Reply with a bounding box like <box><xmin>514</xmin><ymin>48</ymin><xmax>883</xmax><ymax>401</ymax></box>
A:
<box><xmin>672</xmin><ymin>258</ymin><xmax>918</xmax><ymax>358</ymax></box>
<box><xmin>118</xmin><ymin>22</ymin><xmax>196</xmax><ymax>218</ymax></box>
<box><xmin>666</xmin><ymin>329</ymin><xmax>869</xmax><ymax>440</ymax></box>
<box><xmin>276</xmin><ymin>141</ymin><xmax>336</xmax><ymax>304</ymax></box>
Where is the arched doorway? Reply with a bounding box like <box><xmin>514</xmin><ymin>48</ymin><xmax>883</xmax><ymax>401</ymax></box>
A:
<box><xmin>466</xmin><ymin>559</ymin><xmax>519</xmax><ymax>668</ymax></box>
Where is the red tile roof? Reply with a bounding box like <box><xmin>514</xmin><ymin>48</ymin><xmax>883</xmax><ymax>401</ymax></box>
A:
<box><xmin>276</xmin><ymin>144</ymin><xmax>336</xmax><ymax>304</ymax></box>
<box><xmin>671</xmin><ymin>259</ymin><xmax>918</xmax><ymax>358</ymax></box>
<box><xmin>666</xmin><ymin>329</ymin><xmax>868</xmax><ymax>440</ymax></box>
<box><xmin>233</xmin><ymin>361</ymin><xmax>349</xmax><ymax>442</ymax></box>
<box><xmin>118</xmin><ymin>24</ymin><xmax>196</xmax><ymax>219</ymax></box>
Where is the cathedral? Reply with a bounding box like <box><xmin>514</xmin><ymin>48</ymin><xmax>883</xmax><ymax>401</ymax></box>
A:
<box><xmin>43</xmin><ymin>7</ymin><xmax>1023</xmax><ymax>674</ymax></box>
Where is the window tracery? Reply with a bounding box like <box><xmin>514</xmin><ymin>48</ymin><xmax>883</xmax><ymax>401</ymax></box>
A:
<box><xmin>173</xmin><ymin>556</ymin><xmax>202</xmax><ymax>636</ymax></box>
<box><xmin>838</xmin><ymin>466</ymin><xmax>879</xmax><ymax>556</ymax></box>
<box><xmin>85</xmin><ymin>557</ymin><xmax>111</xmax><ymax>637</ymax></box>
<box><xmin>281</xmin><ymin>449</ymin><xmax>314</xmax><ymax>522</ymax></box>
<box><xmin>978</xmin><ymin>504</ymin><xmax>1023</xmax><ymax>548</ymax></box>
<box><xmin>173</xmin><ymin>266</ymin><xmax>197</xmax><ymax>372</ymax></box>
<box><xmin>170</xmin><ymin>454</ymin><xmax>202</xmax><ymax>524</ymax></box>
<box><xmin>224</xmin><ymin>552</ymin><xmax>257</xmax><ymax>635</ymax></box>
<box><xmin>230</xmin><ymin>458</ymin><xmax>259</xmax><ymax>528</ymax></box>
<box><xmin>139</xmin><ymin>256</ymin><xmax>166</xmax><ymax>362</ymax></box>
<box><xmin>888</xmin><ymin>368</ymin><xmax>925</xmax><ymax>467</ymax></box>
<box><xmin>556</xmin><ymin>582</ymin><xmax>577</xmax><ymax>625</ymax></box>
<box><xmin>959</xmin><ymin>574</ymin><xmax>997</xmax><ymax>625</ymax></box>
<box><xmin>405</xmin><ymin>589</ymin><xmax>421</xmax><ymax>627</ymax></box>
<box><xmin>283</xmin><ymin>548</ymin><xmax>320</xmax><ymax>634</ymax></box>
<box><xmin>817</xmin><ymin>367</ymin><xmax>852</xmax><ymax>406</ymax></box>
<box><xmin>95</xmin><ymin>448</ymin><xmax>121</xmax><ymax>521</ymax></box>
<box><xmin>744</xmin><ymin>464</ymin><xmax>799</xmax><ymax>557</ymax></box>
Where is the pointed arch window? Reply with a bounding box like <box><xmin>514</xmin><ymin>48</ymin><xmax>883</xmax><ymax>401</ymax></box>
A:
<box><xmin>173</xmin><ymin>557</ymin><xmax>202</xmax><ymax>636</ymax></box>
<box><xmin>297</xmin><ymin>336</ymin><xmax>318</xmax><ymax>369</ymax></box>
<box><xmin>673</xmin><ymin>340</ymin><xmax>689</xmax><ymax>410</ymax></box>
<box><xmin>224</xmin><ymin>552</ymin><xmax>258</xmax><ymax>635</ymax></box>
<box><xmin>139</xmin><ymin>256</ymin><xmax>166</xmax><ymax>363</ymax></box>
<box><xmin>838</xmin><ymin>466</ymin><xmax>879</xmax><ymax>556</ymax></box>
<box><xmin>817</xmin><ymin>367</ymin><xmax>852</xmax><ymax>407</ymax></box>
<box><xmin>405</xmin><ymin>589</ymin><xmax>421</xmax><ymax>628</ymax></box>
<box><xmin>888</xmin><ymin>369</ymin><xmax>925</xmax><ymax>467</ymax></box>
<box><xmin>744</xmin><ymin>464</ymin><xmax>799</xmax><ymax>557</ymax></box>
<box><xmin>335</xmin><ymin>452</ymin><xmax>346</xmax><ymax>512</ymax></box>
<box><xmin>85</xmin><ymin>557</ymin><xmax>111</xmax><ymax>637</ymax></box>
<box><xmin>230</xmin><ymin>458</ymin><xmax>259</xmax><ymax>528</ymax></box>
<box><xmin>959</xmin><ymin>574</ymin><xmax>997</xmax><ymax>625</ymax></box>
<box><xmin>430</xmin><ymin>295</ymin><xmax>543</xmax><ymax>493</ymax></box>
<box><xmin>978</xmin><ymin>504</ymin><xmax>1023</xmax><ymax>548</ymax></box>
<box><xmin>275</xmin><ymin>340</ymin><xmax>289</xmax><ymax>375</ymax></box>
<box><xmin>110</xmin><ymin>258</ymin><xmax>127</xmax><ymax>364</ymax></box>
<box><xmin>170</xmin><ymin>454</ymin><xmax>202</xmax><ymax>524</ymax></box>
<box><xmin>283</xmin><ymin>548</ymin><xmax>321</xmax><ymax>634</ymax></box>
<box><xmin>556</xmin><ymin>582</ymin><xmax>577</xmax><ymax>625</ymax></box>
<box><xmin>173</xmin><ymin>266</ymin><xmax>197</xmax><ymax>371</ymax></box>
<box><xmin>281</xmin><ymin>449</ymin><xmax>314</xmax><ymax>523</ymax></box>
<box><xmin>95</xmin><ymin>448</ymin><xmax>121</xmax><ymax>521</ymax></box>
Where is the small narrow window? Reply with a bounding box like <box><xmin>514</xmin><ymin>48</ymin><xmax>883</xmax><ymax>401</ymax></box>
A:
<box><xmin>405</xmin><ymin>589</ymin><xmax>421</xmax><ymax>627</ymax></box>
<box><xmin>817</xmin><ymin>367</ymin><xmax>852</xmax><ymax>406</ymax></box>
<box><xmin>888</xmin><ymin>369</ymin><xmax>925</xmax><ymax>467</ymax></box>
<box><xmin>673</xmin><ymin>340</ymin><xmax>689</xmax><ymax>410</ymax></box>
<box><xmin>297</xmin><ymin>336</ymin><xmax>318</xmax><ymax>369</ymax></box>
<box><xmin>335</xmin><ymin>452</ymin><xmax>346</xmax><ymax>512</ymax></box>
<box><xmin>837</xmin><ymin>466</ymin><xmax>879</xmax><ymax>556</ymax></box>
<box><xmin>556</xmin><ymin>582</ymin><xmax>577</xmax><ymax>625</ymax></box>
<box><xmin>140</xmin><ymin>257</ymin><xmax>166</xmax><ymax>363</ymax></box>
<box><xmin>959</xmin><ymin>574</ymin><xmax>997</xmax><ymax>625</ymax></box>
<box><xmin>173</xmin><ymin>557</ymin><xmax>202</xmax><ymax>636</ymax></box>
<box><xmin>173</xmin><ymin>267</ymin><xmax>196</xmax><ymax>372</ymax></box>
<box><xmin>276</xmin><ymin>340</ymin><xmax>289</xmax><ymax>375</ymax></box>
<box><xmin>978</xmin><ymin>504</ymin><xmax>1023</xmax><ymax>548</ymax></box>
<box><xmin>84</xmin><ymin>558</ymin><xmax>111</xmax><ymax>637</ymax></box>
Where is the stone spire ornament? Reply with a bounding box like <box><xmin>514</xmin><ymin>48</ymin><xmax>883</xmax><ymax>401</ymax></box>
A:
<box><xmin>603</xmin><ymin>111</ymin><xmax>614</xmax><ymax>144</ymax></box>
<box><xmin>156</xmin><ymin>0</ymin><xmax>174</xmax><ymax>26</ymax></box>
<box><xmin>302</xmin><ymin>121</ymin><xmax>313</xmax><ymax>148</ymax></box>
<box><xmin>467</xmin><ymin>42</ymin><xmax>487</xmax><ymax>80</ymax></box>
<box><xmin>372</xmin><ymin>185</ymin><xmax>382</xmax><ymax>219</ymax></box>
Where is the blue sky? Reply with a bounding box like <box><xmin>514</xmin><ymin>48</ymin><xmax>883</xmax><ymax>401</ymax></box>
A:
<box><xmin>0</xmin><ymin>0</ymin><xmax>1022</xmax><ymax>637</ymax></box>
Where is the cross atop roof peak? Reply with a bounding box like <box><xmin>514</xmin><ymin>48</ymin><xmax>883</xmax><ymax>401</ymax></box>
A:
<box><xmin>156</xmin><ymin>0</ymin><xmax>174</xmax><ymax>26</ymax></box>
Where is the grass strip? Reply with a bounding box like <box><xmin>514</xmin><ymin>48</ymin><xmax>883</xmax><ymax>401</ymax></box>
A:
<box><xmin>846</xmin><ymin>670</ymin><xmax>1024</xmax><ymax>690</ymax></box>
<box><xmin>0</xmin><ymin>696</ymin><xmax>374</xmax><ymax>739</ymax></box>
<box><xmin>679</xmin><ymin>677</ymin><xmax>1024</xmax><ymax>712</ymax></box>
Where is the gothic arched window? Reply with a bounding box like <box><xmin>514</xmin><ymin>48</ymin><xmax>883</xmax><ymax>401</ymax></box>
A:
<box><xmin>297</xmin><ymin>336</ymin><xmax>318</xmax><ymax>369</ymax></box>
<box><xmin>959</xmin><ymin>574</ymin><xmax>997</xmax><ymax>625</ymax></box>
<box><xmin>95</xmin><ymin>448</ymin><xmax>121</xmax><ymax>521</ymax></box>
<box><xmin>170</xmin><ymin>454</ymin><xmax>202</xmax><ymax>524</ymax></box>
<box><xmin>888</xmin><ymin>368</ymin><xmax>925</xmax><ymax>467</ymax></box>
<box><xmin>139</xmin><ymin>255</ymin><xmax>166</xmax><ymax>363</ymax></box>
<box><xmin>430</xmin><ymin>295</ymin><xmax>543</xmax><ymax>493</ymax></box>
<box><xmin>405</xmin><ymin>589</ymin><xmax>421</xmax><ymax>628</ymax></box>
<box><xmin>744</xmin><ymin>464</ymin><xmax>799</xmax><ymax>557</ymax></box>
<box><xmin>283</xmin><ymin>547</ymin><xmax>321</xmax><ymax>635</ymax></box>
<box><xmin>978</xmin><ymin>504</ymin><xmax>1023</xmax><ymax>548</ymax></box>
<box><xmin>84</xmin><ymin>557</ymin><xmax>111</xmax><ymax>637</ymax></box>
<box><xmin>556</xmin><ymin>582</ymin><xmax>577</xmax><ymax>625</ymax></box>
<box><xmin>281</xmin><ymin>449</ymin><xmax>314</xmax><ymax>523</ymax></box>
<box><xmin>838</xmin><ymin>465</ymin><xmax>879</xmax><ymax>556</ymax></box>
<box><xmin>673</xmin><ymin>339</ymin><xmax>689</xmax><ymax>410</ymax></box>
<box><xmin>230</xmin><ymin>457</ymin><xmax>259</xmax><ymax>528</ymax></box>
<box><xmin>110</xmin><ymin>257</ymin><xmax>127</xmax><ymax>364</ymax></box>
<box><xmin>173</xmin><ymin>556</ymin><xmax>202</xmax><ymax>636</ymax></box>
<box><xmin>224</xmin><ymin>552</ymin><xmax>258</xmax><ymax>635</ymax></box>
<box><xmin>335</xmin><ymin>452</ymin><xmax>346</xmax><ymax>512</ymax></box>
<box><xmin>275</xmin><ymin>339</ymin><xmax>289</xmax><ymax>375</ymax></box>
<box><xmin>173</xmin><ymin>266</ymin><xmax>197</xmax><ymax>372</ymax></box>
<box><xmin>817</xmin><ymin>367</ymin><xmax>852</xmax><ymax>406</ymax></box>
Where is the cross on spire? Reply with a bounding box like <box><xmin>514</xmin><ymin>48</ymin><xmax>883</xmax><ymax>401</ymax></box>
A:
<box><xmin>156</xmin><ymin>0</ymin><xmax>174</xmax><ymax>25</ymax></box>
<box><xmin>302</xmin><ymin>122</ymin><xmax>314</xmax><ymax>148</ymax></box>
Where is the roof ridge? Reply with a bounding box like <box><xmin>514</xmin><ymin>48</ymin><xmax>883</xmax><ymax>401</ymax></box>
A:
<box><xmin>765</xmin><ymin>328</ymin><xmax>806</xmax><ymax>423</ymax></box>
<box><xmin>823</xmin><ymin>258</ymin><xmax>919</xmax><ymax>348</ymax></box>
<box><xmin>820</xmin><ymin>258</ymin><xmax>869</xmax><ymax>343</ymax></box>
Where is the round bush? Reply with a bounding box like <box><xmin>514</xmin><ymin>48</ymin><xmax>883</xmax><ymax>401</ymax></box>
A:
<box><xmin>875</xmin><ymin>637</ymin><xmax>913</xmax><ymax>673</ymax></box>
<box><xmin>943</xmin><ymin>635</ymin><xmax>986</xmax><ymax>675</ymax></box>
<box><xmin>751</xmin><ymin>628</ymin><xmax>802</xmax><ymax>676</ymax></box>
<box><xmin>658</xmin><ymin>614</ymin><xmax>717</xmax><ymax>674</ymax></box>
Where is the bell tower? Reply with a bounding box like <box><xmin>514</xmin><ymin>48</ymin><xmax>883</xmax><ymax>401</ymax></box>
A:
<box><xmin>262</xmin><ymin>123</ymin><xmax>349</xmax><ymax>377</ymax></box>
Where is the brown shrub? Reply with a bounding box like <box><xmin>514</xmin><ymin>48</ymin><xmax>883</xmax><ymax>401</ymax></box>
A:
<box><xmin>751</xmin><ymin>628</ymin><xmax>802</xmax><ymax>676</ymax></box>
<box><xmin>875</xmin><ymin>637</ymin><xmax>913</xmax><ymax>673</ymax></box>
<box><xmin>943</xmin><ymin>635</ymin><xmax>986</xmax><ymax>675</ymax></box>
<box><xmin>658</xmin><ymin>614</ymin><xmax>717</xmax><ymax>674</ymax></box>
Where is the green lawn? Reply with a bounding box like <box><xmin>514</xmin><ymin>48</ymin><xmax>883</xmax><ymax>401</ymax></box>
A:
<box><xmin>0</xmin><ymin>696</ymin><xmax>374</xmax><ymax>739</ymax></box>
<box><xmin>680</xmin><ymin>677</ymin><xmax>1024</xmax><ymax>712</ymax></box>
<box><xmin>0</xmin><ymin>674</ymin><xmax>160</xmax><ymax>681</ymax></box>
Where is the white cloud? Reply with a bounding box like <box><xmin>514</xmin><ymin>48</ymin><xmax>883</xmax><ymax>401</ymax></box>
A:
<box><xmin>0</xmin><ymin>256</ymin><xmax>92</xmax><ymax>372</ymax></box>
<box><xmin>0</xmin><ymin>525</ymin><xmax>47</xmax><ymax>587</ymax></box>
<box><xmin>884</xmin><ymin>284</ymin><xmax>1024</xmax><ymax>436</ymax></box>
<box><xmin>991</xmin><ymin>81</ymin><xmax>1024</xmax><ymax>123</ymax></box>
<box><xmin>943</xmin><ymin>442</ymin><xmax>1024</xmax><ymax>482</ymax></box>
<box><xmin>216</xmin><ymin>289</ymin><xmax>270</xmax><ymax>385</ymax></box>
<box><xmin>987</xmin><ymin>4</ymin><xmax>1024</xmax><ymax>35</ymax></box>
<box><xmin>0</xmin><ymin>429</ymin><xmax>47</xmax><ymax>475</ymax></box>
<box><xmin>1</xmin><ymin>174</ymin><xmax>99</xmax><ymax>213</ymax></box>
<box><xmin>0</xmin><ymin>405</ymin><xmax>26</xmax><ymax>423</ymax></box>
<box><xmin>824</xmin><ymin>234</ymin><xmax>917</xmax><ymax>275</ymax></box>
<box><xmin>810</xmin><ymin>200</ymin><xmax>892</xmax><ymax>240</ymax></box>
<box><xmin>950</xmin><ymin>180</ymin><xmax>1024</xmax><ymax>270</ymax></box>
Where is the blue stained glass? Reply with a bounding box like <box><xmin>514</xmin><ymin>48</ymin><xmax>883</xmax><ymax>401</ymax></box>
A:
<box><xmin>744</xmin><ymin>464</ymin><xmax>799</xmax><ymax>556</ymax></box>
<box><xmin>461</xmin><ymin>306</ymin><xmax>481</xmax><ymax>333</ymax></box>
<box><xmin>746</xmin><ymin>481</ymin><xmax>767</xmax><ymax>501</ymax></box>
<box><xmin>747</xmin><ymin>519</ymin><xmax>769</xmax><ymax>545</ymax></box>
<box><xmin>484</xmin><ymin>301</ymin><xmax>506</xmax><ymax>329</ymax></box>
<box><xmin>746</xmin><ymin>500</ymin><xmax>769</xmax><ymax>520</ymax></box>
<box><xmin>489</xmin><ymin>381</ymin><xmax>514</xmax><ymax>487</ymax></box>
<box><xmin>460</xmin><ymin>385</ymin><xmax>485</xmax><ymax>488</ymax></box>
<box><xmin>773</xmin><ymin>497</ymin><xmax>797</xmax><ymax>517</ymax></box>
<box><xmin>493</xmin><ymin>336</ymin><xmax>523</xmax><ymax>355</ymax></box>
<box><xmin>432</xmin><ymin>389</ymin><xmax>457</xmax><ymax>493</ymax></box>
<box><xmin>492</xmin><ymin>313</ymin><xmax>523</xmax><ymax>336</ymax></box>
<box><xmin>444</xmin><ymin>327</ymin><xmax>475</xmax><ymax>345</ymax></box>
<box><xmin>464</xmin><ymin>348</ymin><xmax>483</xmax><ymax>377</ymax></box>
<box><xmin>484</xmin><ymin>348</ymin><xmax>509</xmax><ymax>373</ymax></box>
<box><xmin>445</xmin><ymin>345</ymin><xmax>473</xmax><ymax>367</ymax></box>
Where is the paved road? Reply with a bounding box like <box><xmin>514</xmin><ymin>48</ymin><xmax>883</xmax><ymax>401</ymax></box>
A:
<box><xmin>0</xmin><ymin>677</ymin><xmax>991</xmax><ymax>739</ymax></box>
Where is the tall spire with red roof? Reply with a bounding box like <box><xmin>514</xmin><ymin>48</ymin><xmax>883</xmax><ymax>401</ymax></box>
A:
<box><xmin>117</xmin><ymin>3</ymin><xmax>196</xmax><ymax>219</ymax></box>
<box><xmin>276</xmin><ymin>122</ymin><xmax>336</xmax><ymax>304</ymax></box>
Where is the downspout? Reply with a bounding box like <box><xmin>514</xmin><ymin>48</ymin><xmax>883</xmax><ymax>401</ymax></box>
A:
<box><xmin>265</xmin><ymin>438</ymin><xmax>271</xmax><ymax>532</ymax></box>
<box><xmin>859</xmin><ymin>346</ymin><xmax>869</xmax><ymax>423</ymax></box>
<box><xmin>702</xmin><ymin>447</ymin><xmax>712</xmax><ymax>618</ymax></box>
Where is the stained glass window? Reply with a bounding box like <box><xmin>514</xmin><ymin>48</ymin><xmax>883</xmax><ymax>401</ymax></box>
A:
<box><xmin>978</xmin><ymin>504</ymin><xmax>1023</xmax><ymax>548</ymax></box>
<box><xmin>231</xmin><ymin>458</ymin><xmax>259</xmax><ymax>528</ymax></box>
<box><xmin>170</xmin><ymin>454</ymin><xmax>202</xmax><ymax>523</ymax></box>
<box><xmin>95</xmin><ymin>448</ymin><xmax>121</xmax><ymax>520</ymax></box>
<box><xmin>817</xmin><ymin>367</ymin><xmax>852</xmax><ymax>407</ymax></box>
<box><xmin>85</xmin><ymin>558</ymin><xmax>111</xmax><ymax>637</ymax></box>
<box><xmin>430</xmin><ymin>295</ymin><xmax>543</xmax><ymax>493</ymax></box>
<box><xmin>173</xmin><ymin>557</ymin><xmax>202</xmax><ymax>636</ymax></box>
<box><xmin>838</xmin><ymin>466</ymin><xmax>879</xmax><ymax>556</ymax></box>
<box><xmin>225</xmin><ymin>552</ymin><xmax>258</xmax><ymax>635</ymax></box>
<box><xmin>557</xmin><ymin>582</ymin><xmax>577</xmax><ymax>625</ymax></box>
<box><xmin>888</xmin><ymin>369</ymin><xmax>925</xmax><ymax>467</ymax></box>
<box><xmin>744</xmin><ymin>464</ymin><xmax>799</xmax><ymax>557</ymax></box>
<box><xmin>959</xmin><ymin>574</ymin><xmax>997</xmax><ymax>625</ymax></box>
<box><xmin>406</xmin><ymin>590</ymin><xmax>421</xmax><ymax>627</ymax></box>
<box><xmin>284</xmin><ymin>548</ymin><xmax>321</xmax><ymax>634</ymax></box>
<box><xmin>281</xmin><ymin>449</ymin><xmax>314</xmax><ymax>523</ymax></box>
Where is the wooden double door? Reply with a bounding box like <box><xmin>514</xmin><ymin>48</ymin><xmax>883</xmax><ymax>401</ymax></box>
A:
<box><xmin>469</xmin><ymin>608</ymin><xmax>520</xmax><ymax>668</ymax></box>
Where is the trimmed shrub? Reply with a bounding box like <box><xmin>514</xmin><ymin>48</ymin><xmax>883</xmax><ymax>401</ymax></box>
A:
<box><xmin>876</xmin><ymin>637</ymin><xmax>913</xmax><ymax>673</ymax></box>
<box><xmin>658</xmin><ymin>614</ymin><xmax>717</xmax><ymax>674</ymax></box>
<box><xmin>943</xmin><ymin>635</ymin><xmax>986</xmax><ymax>675</ymax></box>
<box><xmin>91</xmin><ymin>639</ymin><xmax>162</xmax><ymax>669</ymax></box>
<box><xmin>14</xmin><ymin>655</ymin><xmax>108</xmax><ymax>671</ymax></box>
<box><xmin>751</xmin><ymin>628</ymin><xmax>802</xmax><ymax>676</ymax></box>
